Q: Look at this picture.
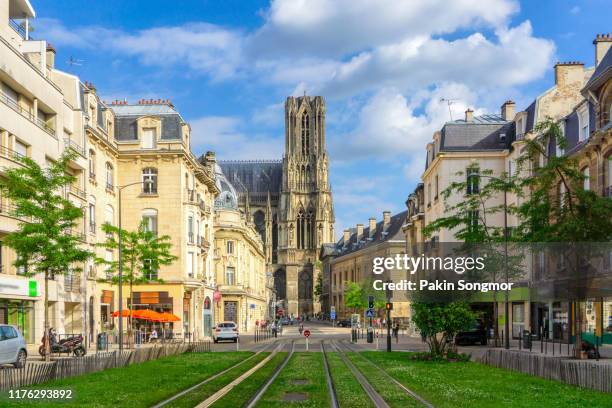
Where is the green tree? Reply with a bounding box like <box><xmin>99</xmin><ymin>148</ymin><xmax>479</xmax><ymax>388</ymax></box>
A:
<box><xmin>343</xmin><ymin>279</ymin><xmax>386</xmax><ymax>314</ymax></box>
<box><xmin>96</xmin><ymin>220</ymin><xmax>177</xmax><ymax>341</ymax></box>
<box><xmin>344</xmin><ymin>282</ymin><xmax>363</xmax><ymax>313</ymax></box>
<box><xmin>0</xmin><ymin>152</ymin><xmax>91</xmax><ymax>360</ymax></box>
<box><xmin>412</xmin><ymin>301</ymin><xmax>476</xmax><ymax>357</ymax></box>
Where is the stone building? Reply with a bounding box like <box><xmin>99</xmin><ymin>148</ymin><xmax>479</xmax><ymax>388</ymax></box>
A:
<box><xmin>212</xmin><ymin>165</ymin><xmax>268</xmax><ymax>331</ymax></box>
<box><xmin>211</xmin><ymin>96</ymin><xmax>335</xmax><ymax>318</ymax></box>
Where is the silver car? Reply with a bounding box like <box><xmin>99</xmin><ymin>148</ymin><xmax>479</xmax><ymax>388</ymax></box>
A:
<box><xmin>0</xmin><ymin>324</ymin><xmax>27</xmax><ymax>368</ymax></box>
<box><xmin>213</xmin><ymin>321</ymin><xmax>239</xmax><ymax>343</ymax></box>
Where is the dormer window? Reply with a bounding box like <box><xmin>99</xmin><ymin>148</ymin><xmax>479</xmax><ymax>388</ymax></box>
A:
<box><xmin>142</xmin><ymin>127</ymin><xmax>156</xmax><ymax>149</ymax></box>
<box><xmin>577</xmin><ymin>105</ymin><xmax>589</xmax><ymax>142</ymax></box>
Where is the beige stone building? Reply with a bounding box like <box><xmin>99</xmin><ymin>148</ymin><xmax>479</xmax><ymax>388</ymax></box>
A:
<box><xmin>321</xmin><ymin>211</ymin><xmax>410</xmax><ymax>321</ymax></box>
<box><xmin>212</xmin><ymin>165</ymin><xmax>268</xmax><ymax>331</ymax></box>
<box><xmin>214</xmin><ymin>96</ymin><xmax>335</xmax><ymax>318</ymax></box>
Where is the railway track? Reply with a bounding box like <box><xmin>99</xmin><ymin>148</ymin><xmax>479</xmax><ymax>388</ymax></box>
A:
<box><xmin>340</xmin><ymin>340</ymin><xmax>434</xmax><ymax>408</ymax></box>
<box><xmin>330</xmin><ymin>340</ymin><xmax>391</xmax><ymax>408</ymax></box>
<box><xmin>151</xmin><ymin>340</ymin><xmax>278</xmax><ymax>408</ymax></box>
<box><xmin>243</xmin><ymin>340</ymin><xmax>295</xmax><ymax>408</ymax></box>
<box><xmin>320</xmin><ymin>341</ymin><xmax>340</xmax><ymax>408</ymax></box>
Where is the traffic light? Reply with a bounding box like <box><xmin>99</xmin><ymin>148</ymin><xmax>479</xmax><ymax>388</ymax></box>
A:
<box><xmin>368</xmin><ymin>295</ymin><xmax>374</xmax><ymax>309</ymax></box>
<box><xmin>385</xmin><ymin>302</ymin><xmax>393</xmax><ymax>311</ymax></box>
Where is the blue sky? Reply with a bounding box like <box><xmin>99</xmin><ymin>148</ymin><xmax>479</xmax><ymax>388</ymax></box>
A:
<box><xmin>33</xmin><ymin>0</ymin><xmax>610</xmax><ymax>236</ymax></box>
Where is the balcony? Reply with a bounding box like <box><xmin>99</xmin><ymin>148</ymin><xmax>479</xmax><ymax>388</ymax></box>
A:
<box><xmin>66</xmin><ymin>229</ymin><xmax>87</xmax><ymax>242</ymax></box>
<box><xmin>0</xmin><ymin>88</ymin><xmax>55</xmax><ymax>137</ymax></box>
<box><xmin>198</xmin><ymin>199</ymin><xmax>208</xmax><ymax>213</ymax></box>
<box><xmin>106</xmin><ymin>182</ymin><xmax>114</xmax><ymax>193</ymax></box>
<box><xmin>64</xmin><ymin>273</ymin><xmax>81</xmax><ymax>293</ymax></box>
<box><xmin>9</xmin><ymin>19</ymin><xmax>33</xmax><ymax>40</ymax></box>
<box><xmin>64</xmin><ymin>138</ymin><xmax>86</xmax><ymax>157</ymax></box>
<box><xmin>0</xmin><ymin>145</ymin><xmax>25</xmax><ymax>162</ymax></box>
<box><xmin>197</xmin><ymin>236</ymin><xmax>210</xmax><ymax>250</ymax></box>
<box><xmin>67</xmin><ymin>185</ymin><xmax>86</xmax><ymax>200</ymax></box>
<box><xmin>186</xmin><ymin>189</ymin><xmax>197</xmax><ymax>203</ymax></box>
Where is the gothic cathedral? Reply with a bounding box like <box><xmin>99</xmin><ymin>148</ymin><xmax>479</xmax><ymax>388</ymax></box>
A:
<box><xmin>215</xmin><ymin>96</ymin><xmax>335</xmax><ymax>317</ymax></box>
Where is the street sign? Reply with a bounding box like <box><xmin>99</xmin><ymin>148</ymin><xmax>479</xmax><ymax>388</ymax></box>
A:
<box><xmin>365</xmin><ymin>309</ymin><xmax>375</xmax><ymax>318</ymax></box>
<box><xmin>303</xmin><ymin>329</ymin><xmax>311</xmax><ymax>338</ymax></box>
<box><xmin>368</xmin><ymin>295</ymin><xmax>374</xmax><ymax>309</ymax></box>
<box><xmin>330</xmin><ymin>311</ymin><xmax>336</xmax><ymax>320</ymax></box>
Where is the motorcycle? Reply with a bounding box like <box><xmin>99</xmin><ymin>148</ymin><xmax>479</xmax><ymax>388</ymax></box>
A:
<box><xmin>39</xmin><ymin>329</ymin><xmax>86</xmax><ymax>357</ymax></box>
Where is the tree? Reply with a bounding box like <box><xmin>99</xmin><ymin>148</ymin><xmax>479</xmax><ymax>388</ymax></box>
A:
<box><xmin>344</xmin><ymin>282</ymin><xmax>363</xmax><ymax>313</ymax></box>
<box><xmin>412</xmin><ymin>301</ymin><xmax>476</xmax><ymax>357</ymax></box>
<box><xmin>313</xmin><ymin>260</ymin><xmax>323</xmax><ymax>302</ymax></box>
<box><xmin>343</xmin><ymin>278</ymin><xmax>386</xmax><ymax>314</ymax></box>
<box><xmin>0</xmin><ymin>152</ymin><xmax>91</xmax><ymax>360</ymax></box>
<box><xmin>96</xmin><ymin>219</ymin><xmax>177</xmax><ymax>343</ymax></box>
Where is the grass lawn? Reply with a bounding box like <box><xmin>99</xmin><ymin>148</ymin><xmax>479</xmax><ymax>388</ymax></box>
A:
<box><xmin>255</xmin><ymin>352</ymin><xmax>329</xmax><ymax>407</ymax></box>
<box><xmin>344</xmin><ymin>353</ymin><xmax>422</xmax><ymax>408</ymax></box>
<box><xmin>325</xmin><ymin>352</ymin><xmax>374</xmax><ymax>408</ymax></box>
<box><xmin>362</xmin><ymin>352</ymin><xmax>612</xmax><ymax>408</ymax></box>
<box><xmin>0</xmin><ymin>352</ymin><xmax>252</xmax><ymax>408</ymax></box>
<box><xmin>166</xmin><ymin>352</ymin><xmax>270</xmax><ymax>408</ymax></box>
<box><xmin>211</xmin><ymin>352</ymin><xmax>288</xmax><ymax>408</ymax></box>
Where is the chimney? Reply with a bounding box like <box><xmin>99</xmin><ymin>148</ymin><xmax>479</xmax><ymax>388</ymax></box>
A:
<box><xmin>368</xmin><ymin>217</ymin><xmax>377</xmax><ymax>237</ymax></box>
<box><xmin>594</xmin><ymin>34</ymin><xmax>612</xmax><ymax>66</ymax></box>
<box><xmin>46</xmin><ymin>44</ymin><xmax>56</xmax><ymax>69</ymax></box>
<box><xmin>501</xmin><ymin>100</ymin><xmax>515</xmax><ymax>121</ymax></box>
<box><xmin>343</xmin><ymin>229</ymin><xmax>351</xmax><ymax>244</ymax></box>
<box><xmin>383</xmin><ymin>211</ymin><xmax>391</xmax><ymax>227</ymax></box>
<box><xmin>554</xmin><ymin>61</ymin><xmax>584</xmax><ymax>87</ymax></box>
<box><xmin>356</xmin><ymin>224</ymin><xmax>364</xmax><ymax>240</ymax></box>
<box><xmin>465</xmin><ymin>109</ymin><xmax>474</xmax><ymax>122</ymax></box>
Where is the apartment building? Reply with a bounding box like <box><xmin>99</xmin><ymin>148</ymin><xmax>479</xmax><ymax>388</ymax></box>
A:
<box><xmin>212</xmin><ymin>165</ymin><xmax>268</xmax><ymax>332</ymax></box>
<box><xmin>0</xmin><ymin>0</ymin><xmax>219</xmax><ymax>344</ymax></box>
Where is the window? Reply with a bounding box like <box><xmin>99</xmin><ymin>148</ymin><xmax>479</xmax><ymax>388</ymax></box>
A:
<box><xmin>143</xmin><ymin>259</ymin><xmax>157</xmax><ymax>280</ymax></box>
<box><xmin>187</xmin><ymin>252</ymin><xmax>194</xmax><ymax>278</ymax></box>
<box><xmin>435</xmin><ymin>175</ymin><xmax>439</xmax><ymax>199</ymax></box>
<box><xmin>427</xmin><ymin>183</ymin><xmax>431</xmax><ymax>204</ymax></box>
<box><xmin>578</xmin><ymin>107</ymin><xmax>589</xmax><ymax>141</ymax></box>
<box><xmin>104</xmin><ymin>204</ymin><xmax>114</xmax><ymax>226</ymax></box>
<box><xmin>142</xmin><ymin>127</ymin><xmax>156</xmax><ymax>149</ymax></box>
<box><xmin>301</xmin><ymin>113</ymin><xmax>310</xmax><ymax>156</ymax></box>
<box><xmin>105</xmin><ymin>162</ymin><xmax>113</xmax><ymax>190</ymax></box>
<box><xmin>142</xmin><ymin>209</ymin><xmax>158</xmax><ymax>235</ymax></box>
<box><xmin>582</xmin><ymin>166</ymin><xmax>590</xmax><ymax>190</ymax></box>
<box><xmin>88</xmin><ymin>149</ymin><xmax>96</xmax><ymax>178</ymax></box>
<box><xmin>557</xmin><ymin>122</ymin><xmax>565</xmax><ymax>157</ymax></box>
<box><xmin>14</xmin><ymin>140</ymin><xmax>27</xmax><ymax>157</ymax></box>
<box><xmin>225</xmin><ymin>267</ymin><xmax>235</xmax><ymax>285</ymax></box>
<box><xmin>88</xmin><ymin>202</ymin><xmax>96</xmax><ymax>233</ymax></box>
<box><xmin>227</xmin><ymin>240</ymin><xmax>234</xmax><ymax>254</ymax></box>
<box><xmin>188</xmin><ymin>215</ymin><xmax>194</xmax><ymax>243</ymax></box>
<box><xmin>607</xmin><ymin>156</ymin><xmax>612</xmax><ymax>195</ymax></box>
<box><xmin>466</xmin><ymin>168</ymin><xmax>479</xmax><ymax>194</ymax></box>
<box><xmin>142</xmin><ymin>168</ymin><xmax>158</xmax><ymax>194</ymax></box>
<box><xmin>468</xmin><ymin>210</ymin><xmax>479</xmax><ymax>233</ymax></box>
<box><xmin>16</xmin><ymin>256</ymin><xmax>27</xmax><ymax>275</ymax></box>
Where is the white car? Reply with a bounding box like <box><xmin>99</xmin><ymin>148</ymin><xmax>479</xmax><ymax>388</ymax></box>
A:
<box><xmin>0</xmin><ymin>324</ymin><xmax>27</xmax><ymax>368</ymax></box>
<box><xmin>213</xmin><ymin>322</ymin><xmax>239</xmax><ymax>343</ymax></box>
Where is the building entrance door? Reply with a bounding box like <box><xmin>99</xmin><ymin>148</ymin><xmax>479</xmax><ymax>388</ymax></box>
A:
<box><xmin>224</xmin><ymin>301</ymin><xmax>238</xmax><ymax>324</ymax></box>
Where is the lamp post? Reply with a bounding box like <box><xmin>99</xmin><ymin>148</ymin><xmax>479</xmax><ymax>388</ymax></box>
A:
<box><xmin>470</xmin><ymin>172</ymin><xmax>511</xmax><ymax>350</ymax></box>
<box><xmin>385</xmin><ymin>279</ymin><xmax>392</xmax><ymax>352</ymax></box>
<box><xmin>117</xmin><ymin>180</ymin><xmax>152</xmax><ymax>351</ymax></box>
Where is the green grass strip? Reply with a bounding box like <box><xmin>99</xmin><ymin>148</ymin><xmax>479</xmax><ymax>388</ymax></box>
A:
<box><xmin>166</xmin><ymin>352</ymin><xmax>270</xmax><ymax>408</ymax></box>
<box><xmin>362</xmin><ymin>352</ymin><xmax>612</xmax><ymax>408</ymax></box>
<box><xmin>255</xmin><ymin>352</ymin><xmax>329</xmax><ymax>408</ymax></box>
<box><xmin>326</xmin><ymin>352</ymin><xmax>375</xmax><ymax>408</ymax></box>
<box><xmin>211</xmin><ymin>352</ymin><xmax>288</xmax><ymax>408</ymax></box>
<box><xmin>0</xmin><ymin>352</ymin><xmax>253</xmax><ymax>408</ymax></box>
<box><xmin>345</xmin><ymin>352</ymin><xmax>422</xmax><ymax>408</ymax></box>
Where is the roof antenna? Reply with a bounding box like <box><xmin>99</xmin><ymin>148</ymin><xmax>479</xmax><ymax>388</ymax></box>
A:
<box><xmin>439</xmin><ymin>98</ymin><xmax>458</xmax><ymax>121</ymax></box>
<box><xmin>66</xmin><ymin>56</ymin><xmax>84</xmax><ymax>72</ymax></box>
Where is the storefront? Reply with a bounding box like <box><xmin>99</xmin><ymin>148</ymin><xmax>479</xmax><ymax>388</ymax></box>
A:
<box><xmin>0</xmin><ymin>276</ymin><xmax>39</xmax><ymax>343</ymax></box>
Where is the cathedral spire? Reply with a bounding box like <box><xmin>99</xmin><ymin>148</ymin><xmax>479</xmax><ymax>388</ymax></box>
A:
<box><xmin>244</xmin><ymin>191</ymin><xmax>251</xmax><ymax>222</ymax></box>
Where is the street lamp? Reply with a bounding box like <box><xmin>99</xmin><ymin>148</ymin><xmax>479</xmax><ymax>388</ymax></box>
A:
<box><xmin>116</xmin><ymin>180</ymin><xmax>152</xmax><ymax>351</ymax></box>
<box><xmin>385</xmin><ymin>279</ymin><xmax>392</xmax><ymax>352</ymax></box>
<box><xmin>469</xmin><ymin>171</ymin><xmax>511</xmax><ymax>350</ymax></box>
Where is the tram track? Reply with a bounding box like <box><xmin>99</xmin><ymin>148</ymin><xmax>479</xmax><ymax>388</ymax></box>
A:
<box><xmin>320</xmin><ymin>341</ymin><xmax>340</xmax><ymax>408</ymax></box>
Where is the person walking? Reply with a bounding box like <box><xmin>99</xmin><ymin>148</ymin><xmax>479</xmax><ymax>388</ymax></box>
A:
<box><xmin>271</xmin><ymin>321</ymin><xmax>278</xmax><ymax>338</ymax></box>
<box><xmin>393</xmin><ymin>322</ymin><xmax>400</xmax><ymax>343</ymax></box>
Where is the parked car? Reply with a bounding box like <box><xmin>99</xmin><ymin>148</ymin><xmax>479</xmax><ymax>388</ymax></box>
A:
<box><xmin>213</xmin><ymin>322</ymin><xmax>239</xmax><ymax>343</ymax></box>
<box><xmin>336</xmin><ymin>319</ymin><xmax>352</xmax><ymax>327</ymax></box>
<box><xmin>0</xmin><ymin>324</ymin><xmax>27</xmax><ymax>368</ymax></box>
<box><xmin>455</xmin><ymin>321</ymin><xmax>487</xmax><ymax>346</ymax></box>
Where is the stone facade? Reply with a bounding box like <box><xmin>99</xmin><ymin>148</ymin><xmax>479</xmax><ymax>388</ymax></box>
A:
<box><xmin>213</xmin><ymin>96</ymin><xmax>335</xmax><ymax>318</ymax></box>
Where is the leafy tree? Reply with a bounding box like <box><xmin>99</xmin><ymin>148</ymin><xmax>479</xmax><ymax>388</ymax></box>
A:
<box><xmin>96</xmin><ymin>219</ymin><xmax>177</xmax><ymax>340</ymax></box>
<box><xmin>313</xmin><ymin>260</ymin><xmax>323</xmax><ymax>301</ymax></box>
<box><xmin>343</xmin><ymin>278</ymin><xmax>387</xmax><ymax>314</ymax></box>
<box><xmin>0</xmin><ymin>152</ymin><xmax>91</xmax><ymax>360</ymax></box>
<box><xmin>412</xmin><ymin>301</ymin><xmax>476</xmax><ymax>357</ymax></box>
<box><xmin>344</xmin><ymin>282</ymin><xmax>363</xmax><ymax>313</ymax></box>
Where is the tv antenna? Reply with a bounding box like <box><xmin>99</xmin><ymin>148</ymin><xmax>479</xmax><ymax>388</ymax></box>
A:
<box><xmin>66</xmin><ymin>56</ymin><xmax>84</xmax><ymax>71</ymax></box>
<box><xmin>439</xmin><ymin>98</ymin><xmax>459</xmax><ymax>121</ymax></box>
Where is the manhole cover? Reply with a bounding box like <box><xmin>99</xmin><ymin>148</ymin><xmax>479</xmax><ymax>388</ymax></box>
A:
<box><xmin>291</xmin><ymin>379</ymin><xmax>310</xmax><ymax>385</ymax></box>
<box><xmin>283</xmin><ymin>392</ymin><xmax>308</xmax><ymax>401</ymax></box>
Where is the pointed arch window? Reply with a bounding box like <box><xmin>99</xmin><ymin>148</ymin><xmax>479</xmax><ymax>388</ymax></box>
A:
<box><xmin>301</xmin><ymin>113</ymin><xmax>310</xmax><ymax>156</ymax></box>
<box><xmin>297</xmin><ymin>208</ymin><xmax>305</xmax><ymax>249</ymax></box>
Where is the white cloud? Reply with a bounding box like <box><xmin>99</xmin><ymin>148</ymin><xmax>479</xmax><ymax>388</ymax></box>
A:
<box><xmin>190</xmin><ymin>116</ymin><xmax>283</xmax><ymax>159</ymax></box>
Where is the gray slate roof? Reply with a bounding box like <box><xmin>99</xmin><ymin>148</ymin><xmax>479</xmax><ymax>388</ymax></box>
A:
<box><xmin>440</xmin><ymin>114</ymin><xmax>514</xmax><ymax>151</ymax></box>
<box><xmin>218</xmin><ymin>161</ymin><xmax>283</xmax><ymax>194</ymax></box>
<box><xmin>111</xmin><ymin>104</ymin><xmax>185</xmax><ymax>141</ymax></box>
<box><xmin>584</xmin><ymin>46</ymin><xmax>612</xmax><ymax>92</ymax></box>
<box><xmin>333</xmin><ymin>210</ymin><xmax>408</xmax><ymax>258</ymax></box>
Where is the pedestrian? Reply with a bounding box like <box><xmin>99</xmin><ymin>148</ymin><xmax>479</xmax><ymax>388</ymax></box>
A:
<box><xmin>271</xmin><ymin>321</ymin><xmax>278</xmax><ymax>338</ymax></box>
<box><xmin>393</xmin><ymin>323</ymin><xmax>400</xmax><ymax>343</ymax></box>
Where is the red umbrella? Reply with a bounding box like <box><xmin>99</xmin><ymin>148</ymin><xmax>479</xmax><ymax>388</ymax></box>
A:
<box><xmin>158</xmin><ymin>312</ymin><xmax>181</xmax><ymax>322</ymax></box>
<box><xmin>111</xmin><ymin>309</ymin><xmax>134</xmax><ymax>318</ymax></box>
